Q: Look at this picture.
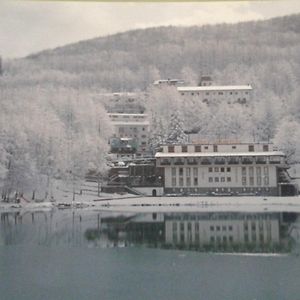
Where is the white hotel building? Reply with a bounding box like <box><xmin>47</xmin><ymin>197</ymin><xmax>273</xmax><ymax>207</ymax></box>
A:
<box><xmin>155</xmin><ymin>143</ymin><xmax>297</xmax><ymax>196</ymax></box>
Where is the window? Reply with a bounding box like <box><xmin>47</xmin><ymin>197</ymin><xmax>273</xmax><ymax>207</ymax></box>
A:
<box><xmin>186</xmin><ymin>177</ymin><xmax>191</xmax><ymax>187</ymax></box>
<box><xmin>204</xmin><ymin>146</ymin><xmax>209</xmax><ymax>150</ymax></box>
<box><xmin>195</xmin><ymin>145</ymin><xmax>201</xmax><ymax>152</ymax></box>
<box><xmin>215</xmin><ymin>167</ymin><xmax>219</xmax><ymax>172</ymax></box>
<box><xmin>210</xmin><ymin>226</ymin><xmax>214</xmax><ymax>231</ymax></box>
<box><xmin>257</xmin><ymin>176</ymin><xmax>262</xmax><ymax>186</ymax></box>
<box><xmin>221</xmin><ymin>177</ymin><xmax>225</xmax><ymax>182</ymax></box>
<box><xmin>242</xmin><ymin>177</ymin><xmax>247</xmax><ymax>186</ymax></box>
<box><xmin>179</xmin><ymin>168</ymin><xmax>183</xmax><ymax>176</ymax></box>
<box><xmin>182</xmin><ymin>145</ymin><xmax>188</xmax><ymax>153</ymax></box>
<box><xmin>263</xmin><ymin>145</ymin><xmax>269</xmax><ymax>152</ymax></box>
<box><xmin>171</xmin><ymin>167</ymin><xmax>176</xmax><ymax>177</ymax></box>
<box><xmin>206</xmin><ymin>92</ymin><xmax>209</xmax><ymax>96</ymax></box>
<box><xmin>168</xmin><ymin>146</ymin><xmax>174</xmax><ymax>153</ymax></box>
<box><xmin>249</xmin><ymin>167</ymin><xmax>254</xmax><ymax>177</ymax></box>
<box><xmin>264</xmin><ymin>166</ymin><xmax>269</xmax><ymax>176</ymax></box>
<box><xmin>232</xmin><ymin>145</ymin><xmax>236</xmax><ymax>149</ymax></box>
<box><xmin>250</xmin><ymin>177</ymin><xmax>254</xmax><ymax>186</ymax></box>
<box><xmin>209</xmin><ymin>167</ymin><xmax>213</xmax><ymax>172</ymax></box>
<box><xmin>179</xmin><ymin>177</ymin><xmax>184</xmax><ymax>186</ymax></box>
<box><xmin>242</xmin><ymin>167</ymin><xmax>247</xmax><ymax>176</ymax></box>
<box><xmin>221</xmin><ymin>167</ymin><xmax>225</xmax><ymax>172</ymax></box>
<box><xmin>264</xmin><ymin>177</ymin><xmax>269</xmax><ymax>186</ymax></box>
<box><xmin>215</xmin><ymin>177</ymin><xmax>219</xmax><ymax>182</ymax></box>
<box><xmin>227</xmin><ymin>177</ymin><xmax>231</xmax><ymax>182</ymax></box>
<box><xmin>193</xmin><ymin>168</ymin><xmax>198</xmax><ymax>177</ymax></box>
<box><xmin>194</xmin><ymin>178</ymin><xmax>198</xmax><ymax>186</ymax></box>
<box><xmin>172</xmin><ymin>178</ymin><xmax>176</xmax><ymax>187</ymax></box>
<box><xmin>249</xmin><ymin>145</ymin><xmax>254</xmax><ymax>152</ymax></box>
<box><xmin>216</xmin><ymin>226</ymin><xmax>220</xmax><ymax>231</ymax></box>
<box><xmin>227</xmin><ymin>167</ymin><xmax>231</xmax><ymax>172</ymax></box>
<box><xmin>228</xmin><ymin>226</ymin><xmax>233</xmax><ymax>231</ymax></box>
<box><xmin>209</xmin><ymin>177</ymin><xmax>213</xmax><ymax>183</ymax></box>
<box><xmin>186</xmin><ymin>168</ymin><xmax>191</xmax><ymax>177</ymax></box>
<box><xmin>256</xmin><ymin>167</ymin><xmax>261</xmax><ymax>176</ymax></box>
<box><xmin>172</xmin><ymin>222</ymin><xmax>177</xmax><ymax>231</ymax></box>
<box><xmin>213</xmin><ymin>145</ymin><xmax>218</xmax><ymax>152</ymax></box>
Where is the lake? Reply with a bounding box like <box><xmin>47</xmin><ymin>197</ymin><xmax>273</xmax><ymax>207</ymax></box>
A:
<box><xmin>1</xmin><ymin>206</ymin><xmax>300</xmax><ymax>300</ymax></box>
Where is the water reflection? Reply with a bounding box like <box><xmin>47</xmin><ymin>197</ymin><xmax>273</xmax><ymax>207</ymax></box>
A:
<box><xmin>1</xmin><ymin>209</ymin><xmax>300</xmax><ymax>254</ymax></box>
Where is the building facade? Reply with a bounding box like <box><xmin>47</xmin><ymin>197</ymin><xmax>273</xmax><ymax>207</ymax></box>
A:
<box><xmin>108</xmin><ymin>113</ymin><xmax>149</xmax><ymax>156</ymax></box>
<box><xmin>177</xmin><ymin>85</ymin><xmax>252</xmax><ymax>105</ymax></box>
<box><xmin>155</xmin><ymin>143</ymin><xmax>296</xmax><ymax>196</ymax></box>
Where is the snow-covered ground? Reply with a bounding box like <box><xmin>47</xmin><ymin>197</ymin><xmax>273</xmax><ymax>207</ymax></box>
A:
<box><xmin>2</xmin><ymin>193</ymin><xmax>300</xmax><ymax>214</ymax></box>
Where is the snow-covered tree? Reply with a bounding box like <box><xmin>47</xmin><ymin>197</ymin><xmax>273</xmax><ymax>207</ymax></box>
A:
<box><xmin>165</xmin><ymin>110</ymin><xmax>188</xmax><ymax>144</ymax></box>
<box><xmin>273</xmin><ymin>118</ymin><xmax>300</xmax><ymax>164</ymax></box>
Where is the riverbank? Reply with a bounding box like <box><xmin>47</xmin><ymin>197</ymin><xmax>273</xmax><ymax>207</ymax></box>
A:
<box><xmin>1</xmin><ymin>195</ymin><xmax>300</xmax><ymax>214</ymax></box>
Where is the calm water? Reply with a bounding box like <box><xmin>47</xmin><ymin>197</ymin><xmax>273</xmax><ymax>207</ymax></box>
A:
<box><xmin>1</xmin><ymin>208</ymin><xmax>300</xmax><ymax>300</ymax></box>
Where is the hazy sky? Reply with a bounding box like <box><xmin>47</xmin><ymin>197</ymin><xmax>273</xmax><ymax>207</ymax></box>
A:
<box><xmin>0</xmin><ymin>1</ymin><xmax>299</xmax><ymax>58</ymax></box>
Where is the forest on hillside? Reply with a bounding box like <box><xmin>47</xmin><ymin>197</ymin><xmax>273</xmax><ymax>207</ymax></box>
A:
<box><xmin>0</xmin><ymin>14</ymin><xmax>300</xmax><ymax>198</ymax></box>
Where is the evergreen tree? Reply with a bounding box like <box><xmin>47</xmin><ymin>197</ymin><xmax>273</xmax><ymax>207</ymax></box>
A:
<box><xmin>166</xmin><ymin>111</ymin><xmax>187</xmax><ymax>144</ymax></box>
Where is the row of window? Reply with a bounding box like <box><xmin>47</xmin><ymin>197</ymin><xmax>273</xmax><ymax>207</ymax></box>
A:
<box><xmin>180</xmin><ymin>91</ymin><xmax>249</xmax><ymax>96</ymax></box>
<box><xmin>209</xmin><ymin>167</ymin><xmax>231</xmax><ymax>173</ymax></box>
<box><xmin>167</xmin><ymin>144</ymin><xmax>269</xmax><ymax>153</ymax></box>
<box><xmin>208</xmin><ymin>177</ymin><xmax>232</xmax><ymax>183</ymax></box>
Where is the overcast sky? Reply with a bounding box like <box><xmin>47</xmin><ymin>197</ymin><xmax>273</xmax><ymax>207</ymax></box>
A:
<box><xmin>0</xmin><ymin>1</ymin><xmax>299</xmax><ymax>58</ymax></box>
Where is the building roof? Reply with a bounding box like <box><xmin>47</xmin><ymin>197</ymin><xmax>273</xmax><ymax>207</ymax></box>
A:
<box><xmin>155</xmin><ymin>151</ymin><xmax>284</xmax><ymax>158</ymax></box>
<box><xmin>177</xmin><ymin>85</ymin><xmax>252</xmax><ymax>92</ymax></box>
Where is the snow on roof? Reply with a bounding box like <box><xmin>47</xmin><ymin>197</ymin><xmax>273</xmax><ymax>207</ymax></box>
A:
<box><xmin>155</xmin><ymin>151</ymin><xmax>284</xmax><ymax>158</ymax></box>
<box><xmin>177</xmin><ymin>85</ymin><xmax>252</xmax><ymax>92</ymax></box>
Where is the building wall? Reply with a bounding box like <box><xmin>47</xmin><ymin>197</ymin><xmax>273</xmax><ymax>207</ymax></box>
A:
<box><xmin>163</xmin><ymin>165</ymin><xmax>277</xmax><ymax>189</ymax></box>
<box><xmin>178</xmin><ymin>87</ymin><xmax>252</xmax><ymax>105</ymax></box>
<box><xmin>161</xmin><ymin>143</ymin><xmax>274</xmax><ymax>153</ymax></box>
<box><xmin>109</xmin><ymin>113</ymin><xmax>149</xmax><ymax>154</ymax></box>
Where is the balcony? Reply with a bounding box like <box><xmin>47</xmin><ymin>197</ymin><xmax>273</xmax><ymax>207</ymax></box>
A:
<box><xmin>187</xmin><ymin>159</ymin><xmax>198</xmax><ymax>165</ymax></box>
<box><xmin>174</xmin><ymin>160</ymin><xmax>184</xmax><ymax>165</ymax></box>
<box><xmin>160</xmin><ymin>160</ymin><xmax>171</xmax><ymax>166</ymax></box>
<box><xmin>214</xmin><ymin>158</ymin><xmax>226</xmax><ymax>165</ymax></box>
<box><xmin>242</xmin><ymin>158</ymin><xmax>253</xmax><ymax>164</ymax></box>
<box><xmin>228</xmin><ymin>158</ymin><xmax>239</xmax><ymax>164</ymax></box>
<box><xmin>201</xmin><ymin>159</ymin><xmax>212</xmax><ymax>165</ymax></box>
<box><xmin>256</xmin><ymin>158</ymin><xmax>267</xmax><ymax>164</ymax></box>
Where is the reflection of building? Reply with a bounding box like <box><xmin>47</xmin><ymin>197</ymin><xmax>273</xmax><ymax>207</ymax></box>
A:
<box><xmin>155</xmin><ymin>143</ymin><xmax>298</xmax><ymax>196</ymax></box>
<box><xmin>177</xmin><ymin>76</ymin><xmax>252</xmax><ymax>105</ymax></box>
<box><xmin>84</xmin><ymin>211</ymin><xmax>293</xmax><ymax>253</ymax></box>
<box><xmin>165</xmin><ymin>213</ymin><xmax>281</xmax><ymax>251</ymax></box>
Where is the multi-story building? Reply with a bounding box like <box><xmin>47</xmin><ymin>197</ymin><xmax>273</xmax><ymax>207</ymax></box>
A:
<box><xmin>177</xmin><ymin>76</ymin><xmax>252</xmax><ymax>105</ymax></box>
<box><xmin>155</xmin><ymin>143</ymin><xmax>298</xmax><ymax>196</ymax></box>
<box><xmin>108</xmin><ymin>113</ymin><xmax>149</xmax><ymax>156</ymax></box>
<box><xmin>94</xmin><ymin>92</ymin><xmax>150</xmax><ymax>158</ymax></box>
